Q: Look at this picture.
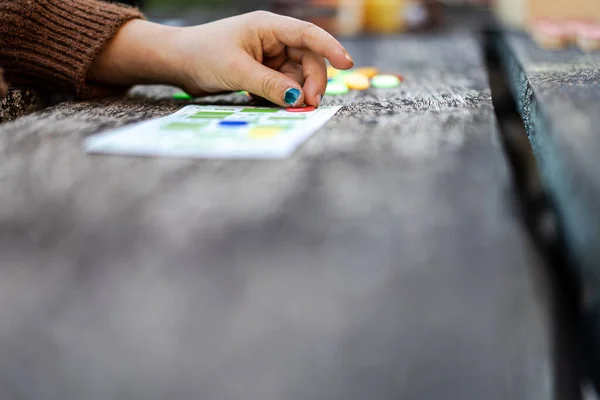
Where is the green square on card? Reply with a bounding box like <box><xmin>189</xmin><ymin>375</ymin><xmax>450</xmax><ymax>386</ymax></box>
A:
<box><xmin>269</xmin><ymin>116</ymin><xmax>307</xmax><ymax>121</ymax></box>
<box><xmin>241</xmin><ymin>108</ymin><xmax>279</xmax><ymax>113</ymax></box>
<box><xmin>189</xmin><ymin>112</ymin><xmax>235</xmax><ymax>119</ymax></box>
<box><xmin>161</xmin><ymin>122</ymin><xmax>209</xmax><ymax>131</ymax></box>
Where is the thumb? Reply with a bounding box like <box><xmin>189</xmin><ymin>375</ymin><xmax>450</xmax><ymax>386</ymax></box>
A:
<box><xmin>238</xmin><ymin>56</ymin><xmax>304</xmax><ymax>108</ymax></box>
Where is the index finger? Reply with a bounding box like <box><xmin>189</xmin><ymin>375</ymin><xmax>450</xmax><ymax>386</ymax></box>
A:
<box><xmin>264</xmin><ymin>13</ymin><xmax>354</xmax><ymax>70</ymax></box>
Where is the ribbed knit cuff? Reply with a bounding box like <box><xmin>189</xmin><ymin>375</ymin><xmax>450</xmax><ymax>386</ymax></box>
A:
<box><xmin>0</xmin><ymin>68</ymin><xmax>7</xmax><ymax>98</ymax></box>
<box><xmin>0</xmin><ymin>0</ymin><xmax>144</xmax><ymax>98</ymax></box>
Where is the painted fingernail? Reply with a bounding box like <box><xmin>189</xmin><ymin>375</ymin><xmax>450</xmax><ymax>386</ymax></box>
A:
<box><xmin>344</xmin><ymin>50</ymin><xmax>354</xmax><ymax>65</ymax></box>
<box><xmin>316</xmin><ymin>94</ymin><xmax>322</xmax><ymax>108</ymax></box>
<box><xmin>284</xmin><ymin>88</ymin><xmax>301</xmax><ymax>106</ymax></box>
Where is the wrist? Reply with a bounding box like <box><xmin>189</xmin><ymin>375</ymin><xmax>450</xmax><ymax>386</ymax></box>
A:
<box><xmin>88</xmin><ymin>20</ymin><xmax>184</xmax><ymax>88</ymax></box>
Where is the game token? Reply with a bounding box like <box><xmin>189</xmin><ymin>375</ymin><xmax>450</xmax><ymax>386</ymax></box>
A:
<box><xmin>371</xmin><ymin>74</ymin><xmax>401</xmax><ymax>89</ymax></box>
<box><xmin>219</xmin><ymin>120</ymin><xmax>249</xmax><ymax>127</ymax></box>
<box><xmin>327</xmin><ymin>66</ymin><xmax>340</xmax><ymax>79</ymax></box>
<box><xmin>344</xmin><ymin>73</ymin><xmax>371</xmax><ymax>90</ymax></box>
<box><xmin>173</xmin><ymin>91</ymin><xmax>192</xmax><ymax>100</ymax></box>
<box><xmin>325</xmin><ymin>82</ymin><xmax>350</xmax><ymax>96</ymax></box>
<box><xmin>330</xmin><ymin>69</ymin><xmax>351</xmax><ymax>83</ymax></box>
<box><xmin>356</xmin><ymin>67</ymin><xmax>379</xmax><ymax>79</ymax></box>
<box><xmin>286</xmin><ymin>106</ymin><xmax>316</xmax><ymax>113</ymax></box>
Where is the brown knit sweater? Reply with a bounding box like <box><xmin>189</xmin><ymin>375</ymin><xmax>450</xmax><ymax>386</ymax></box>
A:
<box><xmin>0</xmin><ymin>0</ymin><xmax>143</xmax><ymax>99</ymax></box>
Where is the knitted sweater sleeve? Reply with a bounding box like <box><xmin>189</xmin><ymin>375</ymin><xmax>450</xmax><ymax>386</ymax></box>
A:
<box><xmin>0</xmin><ymin>0</ymin><xmax>144</xmax><ymax>98</ymax></box>
<box><xmin>0</xmin><ymin>68</ymin><xmax>6</xmax><ymax>98</ymax></box>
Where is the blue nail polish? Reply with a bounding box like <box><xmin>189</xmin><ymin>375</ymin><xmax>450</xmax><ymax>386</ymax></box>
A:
<box><xmin>284</xmin><ymin>88</ymin><xmax>301</xmax><ymax>106</ymax></box>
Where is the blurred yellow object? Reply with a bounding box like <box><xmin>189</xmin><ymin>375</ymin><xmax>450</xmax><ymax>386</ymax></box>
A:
<box><xmin>250</xmin><ymin>126</ymin><xmax>283</xmax><ymax>138</ymax></box>
<box><xmin>308</xmin><ymin>0</ymin><xmax>365</xmax><ymax>36</ymax></box>
<box><xmin>364</xmin><ymin>0</ymin><xmax>406</xmax><ymax>34</ymax></box>
<box><xmin>356</xmin><ymin>67</ymin><xmax>379</xmax><ymax>78</ymax></box>
<box><xmin>327</xmin><ymin>66</ymin><xmax>340</xmax><ymax>79</ymax></box>
<box><xmin>344</xmin><ymin>73</ymin><xmax>371</xmax><ymax>90</ymax></box>
<box><xmin>336</xmin><ymin>0</ymin><xmax>366</xmax><ymax>36</ymax></box>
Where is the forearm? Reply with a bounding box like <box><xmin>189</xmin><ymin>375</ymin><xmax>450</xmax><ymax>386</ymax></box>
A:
<box><xmin>87</xmin><ymin>19</ymin><xmax>183</xmax><ymax>88</ymax></box>
<box><xmin>0</xmin><ymin>0</ymin><xmax>143</xmax><ymax>97</ymax></box>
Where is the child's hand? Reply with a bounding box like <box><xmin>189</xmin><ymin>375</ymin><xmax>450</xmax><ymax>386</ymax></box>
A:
<box><xmin>172</xmin><ymin>12</ymin><xmax>355</xmax><ymax>107</ymax></box>
<box><xmin>88</xmin><ymin>12</ymin><xmax>355</xmax><ymax>108</ymax></box>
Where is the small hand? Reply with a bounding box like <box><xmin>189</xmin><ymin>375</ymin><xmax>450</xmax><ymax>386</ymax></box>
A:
<box><xmin>88</xmin><ymin>12</ymin><xmax>355</xmax><ymax>108</ymax></box>
<box><xmin>171</xmin><ymin>11</ymin><xmax>354</xmax><ymax>107</ymax></box>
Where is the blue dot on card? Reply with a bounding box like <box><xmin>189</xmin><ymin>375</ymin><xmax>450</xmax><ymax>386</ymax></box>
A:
<box><xmin>219</xmin><ymin>120</ymin><xmax>249</xmax><ymax>127</ymax></box>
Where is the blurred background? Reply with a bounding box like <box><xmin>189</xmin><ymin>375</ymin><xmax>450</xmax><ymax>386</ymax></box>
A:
<box><xmin>118</xmin><ymin>0</ymin><xmax>493</xmax><ymax>36</ymax></box>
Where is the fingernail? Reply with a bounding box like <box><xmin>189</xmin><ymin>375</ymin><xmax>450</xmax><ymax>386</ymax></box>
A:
<box><xmin>344</xmin><ymin>50</ymin><xmax>354</xmax><ymax>65</ymax></box>
<box><xmin>284</xmin><ymin>88</ymin><xmax>301</xmax><ymax>106</ymax></box>
<box><xmin>316</xmin><ymin>94</ymin><xmax>322</xmax><ymax>108</ymax></box>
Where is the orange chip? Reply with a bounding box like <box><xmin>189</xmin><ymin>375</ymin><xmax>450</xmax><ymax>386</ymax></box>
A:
<box><xmin>356</xmin><ymin>67</ymin><xmax>379</xmax><ymax>79</ymax></box>
<box><xmin>344</xmin><ymin>73</ymin><xmax>371</xmax><ymax>91</ymax></box>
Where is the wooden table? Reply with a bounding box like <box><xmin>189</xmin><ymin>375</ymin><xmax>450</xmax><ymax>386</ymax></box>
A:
<box><xmin>495</xmin><ymin>31</ymin><xmax>600</xmax><ymax>390</ymax></box>
<box><xmin>0</xmin><ymin>33</ymin><xmax>561</xmax><ymax>399</ymax></box>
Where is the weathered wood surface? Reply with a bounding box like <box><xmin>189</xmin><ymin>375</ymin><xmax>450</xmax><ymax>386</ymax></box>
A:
<box><xmin>0</xmin><ymin>89</ymin><xmax>48</xmax><ymax>123</ymax></box>
<box><xmin>0</xmin><ymin>34</ymin><xmax>556</xmax><ymax>399</ymax></box>
<box><xmin>495</xmin><ymin>31</ymin><xmax>600</xmax><ymax>386</ymax></box>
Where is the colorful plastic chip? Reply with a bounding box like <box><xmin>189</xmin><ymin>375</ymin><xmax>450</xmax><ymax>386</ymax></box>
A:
<box><xmin>325</xmin><ymin>82</ymin><xmax>350</xmax><ymax>96</ymax></box>
<box><xmin>371</xmin><ymin>74</ymin><xmax>401</xmax><ymax>89</ymax></box>
<box><xmin>286</xmin><ymin>106</ymin><xmax>315</xmax><ymax>113</ymax></box>
<box><xmin>327</xmin><ymin>66</ymin><xmax>340</xmax><ymax>79</ymax></box>
<box><xmin>344</xmin><ymin>73</ymin><xmax>371</xmax><ymax>91</ymax></box>
<box><xmin>173</xmin><ymin>91</ymin><xmax>192</xmax><ymax>100</ymax></box>
<box><xmin>331</xmin><ymin>70</ymin><xmax>351</xmax><ymax>82</ymax></box>
<box><xmin>356</xmin><ymin>67</ymin><xmax>379</xmax><ymax>79</ymax></box>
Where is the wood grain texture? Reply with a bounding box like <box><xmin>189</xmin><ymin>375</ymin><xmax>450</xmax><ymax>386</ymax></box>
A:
<box><xmin>0</xmin><ymin>34</ymin><xmax>555</xmax><ymax>400</ymax></box>
<box><xmin>495</xmin><ymin>31</ymin><xmax>600</xmax><ymax>388</ymax></box>
<box><xmin>0</xmin><ymin>89</ymin><xmax>48</xmax><ymax>123</ymax></box>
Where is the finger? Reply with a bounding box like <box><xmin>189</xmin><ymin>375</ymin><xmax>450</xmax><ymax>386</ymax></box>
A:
<box><xmin>287</xmin><ymin>48</ymin><xmax>327</xmax><ymax>108</ymax></box>
<box><xmin>263</xmin><ymin>51</ymin><xmax>288</xmax><ymax>71</ymax></box>
<box><xmin>261</xmin><ymin>13</ymin><xmax>354</xmax><ymax>70</ymax></box>
<box><xmin>235</xmin><ymin>54</ymin><xmax>304</xmax><ymax>108</ymax></box>
<box><xmin>279</xmin><ymin>60</ymin><xmax>305</xmax><ymax>87</ymax></box>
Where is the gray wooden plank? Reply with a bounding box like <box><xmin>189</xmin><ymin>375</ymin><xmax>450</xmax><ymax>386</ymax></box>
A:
<box><xmin>0</xmin><ymin>33</ymin><xmax>555</xmax><ymax>400</ymax></box>
<box><xmin>495</xmin><ymin>31</ymin><xmax>600</xmax><ymax>386</ymax></box>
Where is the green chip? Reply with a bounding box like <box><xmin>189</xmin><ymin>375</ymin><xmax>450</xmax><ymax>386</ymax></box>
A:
<box><xmin>325</xmin><ymin>82</ymin><xmax>349</xmax><ymax>96</ymax></box>
<box><xmin>371</xmin><ymin>75</ymin><xmax>401</xmax><ymax>89</ymax></box>
<box><xmin>173</xmin><ymin>91</ymin><xmax>192</xmax><ymax>100</ymax></box>
<box><xmin>331</xmin><ymin>70</ymin><xmax>351</xmax><ymax>83</ymax></box>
